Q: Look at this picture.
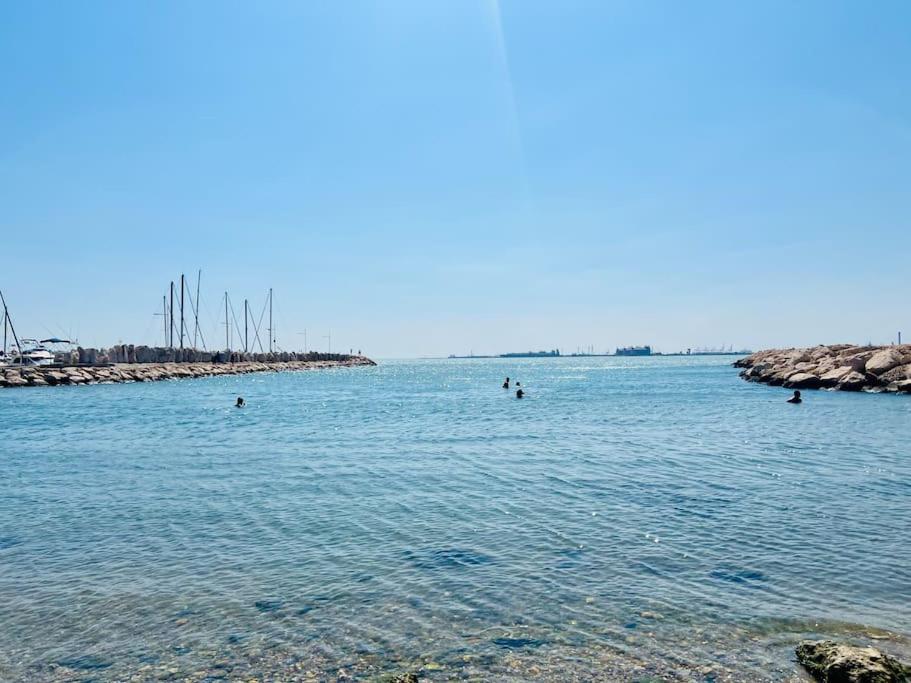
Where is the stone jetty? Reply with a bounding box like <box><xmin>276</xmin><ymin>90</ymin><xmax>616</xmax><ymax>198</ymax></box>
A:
<box><xmin>735</xmin><ymin>344</ymin><xmax>911</xmax><ymax>393</ymax></box>
<box><xmin>0</xmin><ymin>345</ymin><xmax>375</xmax><ymax>389</ymax></box>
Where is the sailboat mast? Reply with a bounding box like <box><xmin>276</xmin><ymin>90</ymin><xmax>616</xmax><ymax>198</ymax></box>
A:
<box><xmin>0</xmin><ymin>290</ymin><xmax>22</xmax><ymax>361</ymax></box>
<box><xmin>162</xmin><ymin>295</ymin><xmax>168</xmax><ymax>347</ymax></box>
<box><xmin>179</xmin><ymin>273</ymin><xmax>185</xmax><ymax>350</ymax></box>
<box><xmin>224</xmin><ymin>292</ymin><xmax>229</xmax><ymax>351</ymax></box>
<box><xmin>244</xmin><ymin>299</ymin><xmax>249</xmax><ymax>353</ymax></box>
<box><xmin>169</xmin><ymin>281</ymin><xmax>175</xmax><ymax>348</ymax></box>
<box><xmin>268</xmin><ymin>288</ymin><xmax>273</xmax><ymax>353</ymax></box>
<box><xmin>194</xmin><ymin>269</ymin><xmax>201</xmax><ymax>349</ymax></box>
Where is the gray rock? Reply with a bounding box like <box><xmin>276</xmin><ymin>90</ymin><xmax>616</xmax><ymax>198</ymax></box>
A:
<box><xmin>44</xmin><ymin>371</ymin><xmax>68</xmax><ymax>385</ymax></box>
<box><xmin>878</xmin><ymin>364</ymin><xmax>911</xmax><ymax>384</ymax></box>
<box><xmin>820</xmin><ymin>366</ymin><xmax>854</xmax><ymax>386</ymax></box>
<box><xmin>796</xmin><ymin>639</ymin><xmax>910</xmax><ymax>682</ymax></box>
<box><xmin>785</xmin><ymin>372</ymin><xmax>822</xmax><ymax>389</ymax></box>
<box><xmin>846</xmin><ymin>353</ymin><xmax>874</xmax><ymax>373</ymax></box>
<box><xmin>866</xmin><ymin>349</ymin><xmax>904</xmax><ymax>376</ymax></box>
<box><xmin>838</xmin><ymin>371</ymin><xmax>869</xmax><ymax>391</ymax></box>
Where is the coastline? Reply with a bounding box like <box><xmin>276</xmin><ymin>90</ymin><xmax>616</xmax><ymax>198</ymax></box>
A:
<box><xmin>0</xmin><ymin>356</ymin><xmax>376</xmax><ymax>389</ymax></box>
<box><xmin>735</xmin><ymin>344</ymin><xmax>911</xmax><ymax>393</ymax></box>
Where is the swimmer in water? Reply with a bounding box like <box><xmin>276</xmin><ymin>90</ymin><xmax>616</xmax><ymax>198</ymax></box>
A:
<box><xmin>786</xmin><ymin>390</ymin><xmax>801</xmax><ymax>404</ymax></box>
<box><xmin>236</xmin><ymin>396</ymin><xmax>245</xmax><ymax>408</ymax></box>
<box><xmin>516</xmin><ymin>388</ymin><xmax>524</xmax><ymax>399</ymax></box>
<box><xmin>502</xmin><ymin>377</ymin><xmax>510</xmax><ymax>389</ymax></box>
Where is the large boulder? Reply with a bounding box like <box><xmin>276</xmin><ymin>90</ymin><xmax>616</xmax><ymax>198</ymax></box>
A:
<box><xmin>845</xmin><ymin>353</ymin><xmax>874</xmax><ymax>373</ymax></box>
<box><xmin>44</xmin><ymin>371</ymin><xmax>69</xmax><ymax>385</ymax></box>
<box><xmin>866</xmin><ymin>349</ymin><xmax>904</xmax><ymax>376</ymax></box>
<box><xmin>838</xmin><ymin>372</ymin><xmax>869</xmax><ymax>391</ymax></box>
<box><xmin>796</xmin><ymin>640</ymin><xmax>910</xmax><ymax>682</ymax></box>
<box><xmin>820</xmin><ymin>366</ymin><xmax>854</xmax><ymax>386</ymax></box>
<box><xmin>785</xmin><ymin>372</ymin><xmax>822</xmax><ymax>389</ymax></box>
<box><xmin>877</xmin><ymin>364</ymin><xmax>911</xmax><ymax>384</ymax></box>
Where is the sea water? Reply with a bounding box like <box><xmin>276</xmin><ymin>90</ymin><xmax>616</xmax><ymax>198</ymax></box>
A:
<box><xmin>1</xmin><ymin>357</ymin><xmax>909</xmax><ymax>681</ymax></box>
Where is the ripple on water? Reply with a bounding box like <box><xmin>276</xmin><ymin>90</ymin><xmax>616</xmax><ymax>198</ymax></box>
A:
<box><xmin>0</xmin><ymin>357</ymin><xmax>909</xmax><ymax>681</ymax></box>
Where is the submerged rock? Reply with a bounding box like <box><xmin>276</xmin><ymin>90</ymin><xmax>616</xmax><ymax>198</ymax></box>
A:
<box><xmin>796</xmin><ymin>640</ymin><xmax>910</xmax><ymax>682</ymax></box>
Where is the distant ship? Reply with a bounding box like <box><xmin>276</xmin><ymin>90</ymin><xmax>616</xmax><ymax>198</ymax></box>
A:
<box><xmin>499</xmin><ymin>350</ymin><xmax>561</xmax><ymax>358</ymax></box>
<box><xmin>615</xmin><ymin>345</ymin><xmax>651</xmax><ymax>357</ymax></box>
<box><xmin>448</xmin><ymin>349</ymin><xmax>561</xmax><ymax>359</ymax></box>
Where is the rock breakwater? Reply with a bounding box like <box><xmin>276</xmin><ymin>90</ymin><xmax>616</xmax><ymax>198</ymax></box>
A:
<box><xmin>735</xmin><ymin>344</ymin><xmax>911</xmax><ymax>393</ymax></box>
<box><xmin>0</xmin><ymin>356</ymin><xmax>375</xmax><ymax>389</ymax></box>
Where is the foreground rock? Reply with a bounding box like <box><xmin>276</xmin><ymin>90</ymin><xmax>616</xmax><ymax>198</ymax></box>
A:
<box><xmin>0</xmin><ymin>356</ymin><xmax>375</xmax><ymax>389</ymax></box>
<box><xmin>735</xmin><ymin>344</ymin><xmax>911</xmax><ymax>394</ymax></box>
<box><xmin>796</xmin><ymin>640</ymin><xmax>910</xmax><ymax>682</ymax></box>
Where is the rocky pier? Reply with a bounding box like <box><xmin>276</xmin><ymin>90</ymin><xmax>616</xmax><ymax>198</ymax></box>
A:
<box><xmin>735</xmin><ymin>344</ymin><xmax>911</xmax><ymax>393</ymax></box>
<box><xmin>0</xmin><ymin>347</ymin><xmax>375</xmax><ymax>389</ymax></box>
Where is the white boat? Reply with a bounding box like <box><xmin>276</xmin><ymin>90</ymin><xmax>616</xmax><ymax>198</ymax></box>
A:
<box><xmin>0</xmin><ymin>293</ymin><xmax>70</xmax><ymax>367</ymax></box>
<box><xmin>13</xmin><ymin>339</ymin><xmax>57</xmax><ymax>366</ymax></box>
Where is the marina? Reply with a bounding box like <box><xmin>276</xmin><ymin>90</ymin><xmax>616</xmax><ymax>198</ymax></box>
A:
<box><xmin>0</xmin><ymin>275</ymin><xmax>370</xmax><ymax>389</ymax></box>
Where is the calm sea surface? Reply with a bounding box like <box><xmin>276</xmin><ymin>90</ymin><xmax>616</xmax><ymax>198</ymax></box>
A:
<box><xmin>1</xmin><ymin>357</ymin><xmax>909</xmax><ymax>681</ymax></box>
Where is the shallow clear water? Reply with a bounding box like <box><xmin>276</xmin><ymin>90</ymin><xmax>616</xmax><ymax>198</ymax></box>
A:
<box><xmin>1</xmin><ymin>357</ymin><xmax>909</xmax><ymax>681</ymax></box>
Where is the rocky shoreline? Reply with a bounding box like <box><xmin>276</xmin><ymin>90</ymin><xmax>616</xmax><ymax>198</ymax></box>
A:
<box><xmin>0</xmin><ymin>356</ymin><xmax>376</xmax><ymax>389</ymax></box>
<box><xmin>735</xmin><ymin>344</ymin><xmax>911</xmax><ymax>393</ymax></box>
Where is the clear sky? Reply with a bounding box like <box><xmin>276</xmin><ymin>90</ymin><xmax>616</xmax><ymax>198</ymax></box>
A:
<box><xmin>2</xmin><ymin>1</ymin><xmax>909</xmax><ymax>357</ymax></box>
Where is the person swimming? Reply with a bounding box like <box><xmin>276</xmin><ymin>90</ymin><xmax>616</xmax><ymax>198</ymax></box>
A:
<box><xmin>787</xmin><ymin>390</ymin><xmax>801</xmax><ymax>404</ymax></box>
<box><xmin>516</xmin><ymin>388</ymin><xmax>524</xmax><ymax>398</ymax></box>
<box><xmin>503</xmin><ymin>377</ymin><xmax>510</xmax><ymax>389</ymax></box>
<box><xmin>236</xmin><ymin>396</ymin><xmax>245</xmax><ymax>408</ymax></box>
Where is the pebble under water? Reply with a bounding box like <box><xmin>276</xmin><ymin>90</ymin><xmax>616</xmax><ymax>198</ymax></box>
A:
<box><xmin>0</xmin><ymin>357</ymin><xmax>909</xmax><ymax>681</ymax></box>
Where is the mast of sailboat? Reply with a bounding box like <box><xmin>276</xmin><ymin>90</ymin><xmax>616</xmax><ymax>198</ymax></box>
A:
<box><xmin>179</xmin><ymin>273</ymin><xmax>185</xmax><ymax>350</ymax></box>
<box><xmin>268</xmin><ymin>288</ymin><xmax>273</xmax><ymax>353</ymax></box>
<box><xmin>244</xmin><ymin>299</ymin><xmax>249</xmax><ymax>353</ymax></box>
<box><xmin>193</xmin><ymin>269</ymin><xmax>201</xmax><ymax>349</ymax></box>
<box><xmin>169</xmin><ymin>281</ymin><xmax>175</xmax><ymax>349</ymax></box>
<box><xmin>0</xmin><ymin>290</ymin><xmax>23</xmax><ymax>362</ymax></box>
<box><xmin>224</xmin><ymin>292</ymin><xmax>230</xmax><ymax>351</ymax></box>
<box><xmin>162</xmin><ymin>296</ymin><xmax>168</xmax><ymax>347</ymax></box>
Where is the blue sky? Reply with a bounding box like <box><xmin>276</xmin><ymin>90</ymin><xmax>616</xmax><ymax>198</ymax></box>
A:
<box><xmin>2</xmin><ymin>1</ymin><xmax>909</xmax><ymax>357</ymax></box>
